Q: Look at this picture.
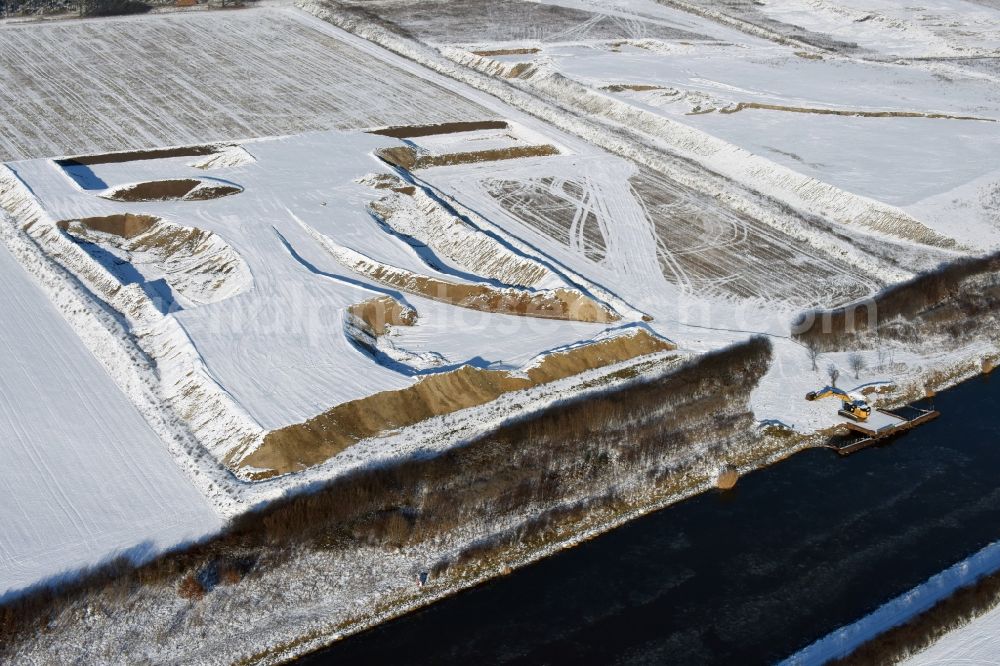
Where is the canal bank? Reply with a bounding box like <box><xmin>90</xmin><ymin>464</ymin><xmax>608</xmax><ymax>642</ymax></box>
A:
<box><xmin>301</xmin><ymin>372</ymin><xmax>999</xmax><ymax>665</ymax></box>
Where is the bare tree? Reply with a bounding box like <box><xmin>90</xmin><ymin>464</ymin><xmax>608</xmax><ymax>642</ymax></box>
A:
<box><xmin>876</xmin><ymin>344</ymin><xmax>889</xmax><ymax>372</ymax></box>
<box><xmin>805</xmin><ymin>340</ymin><xmax>822</xmax><ymax>372</ymax></box>
<box><xmin>848</xmin><ymin>352</ymin><xmax>867</xmax><ymax>380</ymax></box>
<box><xmin>827</xmin><ymin>363</ymin><xmax>840</xmax><ymax>388</ymax></box>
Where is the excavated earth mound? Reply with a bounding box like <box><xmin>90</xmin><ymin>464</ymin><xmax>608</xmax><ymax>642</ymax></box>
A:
<box><xmin>101</xmin><ymin>179</ymin><xmax>243</xmax><ymax>202</ymax></box>
<box><xmin>58</xmin><ymin>213</ymin><xmax>251</xmax><ymax>305</ymax></box>
<box><xmin>236</xmin><ymin>328</ymin><xmax>676</xmax><ymax>478</ymax></box>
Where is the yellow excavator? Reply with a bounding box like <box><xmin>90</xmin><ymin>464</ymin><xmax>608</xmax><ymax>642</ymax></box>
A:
<box><xmin>805</xmin><ymin>386</ymin><xmax>872</xmax><ymax>422</ymax></box>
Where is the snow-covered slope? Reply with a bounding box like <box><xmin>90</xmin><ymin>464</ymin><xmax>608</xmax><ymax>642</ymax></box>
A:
<box><xmin>426</xmin><ymin>0</ymin><xmax>1000</xmax><ymax>251</ymax></box>
<box><xmin>0</xmin><ymin>230</ymin><xmax>221</xmax><ymax>597</ymax></box>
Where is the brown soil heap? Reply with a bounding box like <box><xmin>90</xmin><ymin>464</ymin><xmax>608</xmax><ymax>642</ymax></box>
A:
<box><xmin>316</xmin><ymin>232</ymin><xmax>619</xmax><ymax>324</ymax></box>
<box><xmin>102</xmin><ymin>179</ymin><xmax>242</xmax><ymax>202</ymax></box>
<box><xmin>716</xmin><ymin>465</ymin><xmax>739</xmax><ymax>490</ymax></box>
<box><xmin>56</xmin><ymin>213</ymin><xmax>158</xmax><ymax>240</ymax></box>
<box><xmin>236</xmin><ymin>329</ymin><xmax>676</xmax><ymax>478</ymax></box>
<box><xmin>57</xmin><ymin>213</ymin><xmax>249</xmax><ymax>305</ymax></box>
<box><xmin>602</xmin><ymin>84</ymin><xmax>665</xmax><ymax>93</ymax></box>
<box><xmin>346</xmin><ymin>296</ymin><xmax>416</xmax><ymax>336</ymax></box>
<box><xmin>471</xmin><ymin>47</ymin><xmax>541</xmax><ymax>57</ymax></box>
<box><xmin>55</xmin><ymin>144</ymin><xmax>221</xmax><ymax>166</ymax></box>
<box><xmin>376</xmin><ymin>144</ymin><xmax>560</xmax><ymax>170</ymax></box>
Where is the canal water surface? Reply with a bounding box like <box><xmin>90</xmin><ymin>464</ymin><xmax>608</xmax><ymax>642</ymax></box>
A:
<box><xmin>302</xmin><ymin>374</ymin><xmax>1000</xmax><ymax>665</ymax></box>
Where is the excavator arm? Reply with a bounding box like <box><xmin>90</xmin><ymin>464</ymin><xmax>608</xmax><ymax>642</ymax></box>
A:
<box><xmin>806</xmin><ymin>386</ymin><xmax>851</xmax><ymax>402</ymax></box>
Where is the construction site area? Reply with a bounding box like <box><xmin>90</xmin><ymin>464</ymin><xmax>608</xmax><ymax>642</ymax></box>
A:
<box><xmin>0</xmin><ymin>0</ymin><xmax>997</xmax><ymax>664</ymax></box>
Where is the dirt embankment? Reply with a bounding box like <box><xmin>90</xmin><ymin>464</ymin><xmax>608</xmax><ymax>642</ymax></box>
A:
<box><xmin>376</xmin><ymin>143</ymin><xmax>560</xmax><ymax>170</ymax></box>
<box><xmin>57</xmin><ymin>213</ymin><xmax>157</xmax><ymax>239</ymax></box>
<box><xmin>831</xmin><ymin>564</ymin><xmax>1000</xmax><ymax>666</ymax></box>
<box><xmin>471</xmin><ymin>47</ymin><xmax>540</xmax><ymax>57</ymax></box>
<box><xmin>720</xmin><ymin>102</ymin><xmax>996</xmax><ymax>122</ymax></box>
<box><xmin>346</xmin><ymin>295</ymin><xmax>416</xmax><ymax>336</ymax></box>
<box><xmin>307</xmin><ymin>224</ymin><xmax>619</xmax><ymax>323</ymax></box>
<box><xmin>367</xmin><ymin>178</ymin><xmax>555</xmax><ymax>288</ymax></box>
<box><xmin>602</xmin><ymin>83</ymin><xmax>665</xmax><ymax>93</ymax></box>
<box><xmin>58</xmin><ymin>213</ymin><xmax>251</xmax><ymax>305</ymax></box>
<box><xmin>793</xmin><ymin>251</ymin><xmax>1000</xmax><ymax>351</ymax></box>
<box><xmin>0</xmin><ymin>338</ymin><xmax>773</xmax><ymax>663</ymax></box>
<box><xmin>383</xmin><ymin>272</ymin><xmax>614</xmax><ymax>322</ymax></box>
<box><xmin>102</xmin><ymin>179</ymin><xmax>242</xmax><ymax>202</ymax></box>
<box><xmin>237</xmin><ymin>328</ymin><xmax>676</xmax><ymax>477</ymax></box>
<box><xmin>55</xmin><ymin>144</ymin><xmax>223</xmax><ymax>167</ymax></box>
<box><xmin>369</xmin><ymin>120</ymin><xmax>509</xmax><ymax>139</ymax></box>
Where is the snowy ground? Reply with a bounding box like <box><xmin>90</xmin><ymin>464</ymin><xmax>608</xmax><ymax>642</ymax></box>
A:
<box><xmin>4</xmin><ymin>125</ymin><xmax>652</xmax><ymax>479</ymax></box>
<box><xmin>432</xmin><ymin>0</ymin><xmax>1000</xmax><ymax>251</ymax></box>
<box><xmin>0</xmin><ymin>1</ymin><xmax>997</xmax><ymax>658</ymax></box>
<box><xmin>0</xmin><ymin>230</ymin><xmax>221</xmax><ymax>598</ymax></box>
<box><xmin>755</xmin><ymin>0</ymin><xmax>1000</xmax><ymax>58</ymax></box>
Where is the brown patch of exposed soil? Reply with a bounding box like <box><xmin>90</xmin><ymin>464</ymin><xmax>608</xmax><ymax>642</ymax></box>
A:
<box><xmin>58</xmin><ymin>213</ymin><xmax>249</xmax><ymax>304</ymax></box>
<box><xmin>505</xmin><ymin>63</ymin><xmax>536</xmax><ymax>79</ymax></box>
<box><xmin>629</xmin><ymin>166</ymin><xmax>877</xmax><ymax>306</ymax></box>
<box><xmin>485</xmin><ymin>177</ymin><xmax>607</xmax><ymax>263</ymax></box>
<box><xmin>237</xmin><ymin>329</ymin><xmax>676</xmax><ymax>477</ymax></box>
<box><xmin>102</xmin><ymin>179</ymin><xmax>241</xmax><ymax>202</ymax></box>
<box><xmin>720</xmin><ymin>101</ymin><xmax>996</xmax><ymax>122</ymax></box>
<box><xmin>56</xmin><ymin>144</ymin><xmax>221</xmax><ymax>166</ymax></box>
<box><xmin>369</xmin><ymin>120</ymin><xmax>509</xmax><ymax>139</ymax></box>
<box><xmin>184</xmin><ymin>183</ymin><xmax>243</xmax><ymax>200</ymax></box>
<box><xmin>57</xmin><ymin>213</ymin><xmax>158</xmax><ymax>240</ymax></box>
<box><xmin>376</xmin><ymin>146</ymin><xmax>418</xmax><ymax>170</ymax></box>
<box><xmin>367</xmin><ymin>186</ymin><xmax>553</xmax><ymax>288</ymax></box>
<box><xmin>309</xmin><ymin>220</ymin><xmax>615</xmax><ymax>323</ymax></box>
<box><xmin>353</xmin><ymin>258</ymin><xmax>616</xmax><ymax>323</ymax></box>
<box><xmin>376</xmin><ymin>144</ymin><xmax>560</xmax><ymax>170</ymax></box>
<box><xmin>602</xmin><ymin>83</ymin><xmax>665</xmax><ymax>93</ymax></box>
<box><xmin>471</xmin><ymin>47</ymin><xmax>541</xmax><ymax>57</ymax></box>
<box><xmin>716</xmin><ymin>465</ymin><xmax>739</xmax><ymax>490</ymax></box>
<box><xmin>347</xmin><ymin>296</ymin><xmax>416</xmax><ymax>336</ymax></box>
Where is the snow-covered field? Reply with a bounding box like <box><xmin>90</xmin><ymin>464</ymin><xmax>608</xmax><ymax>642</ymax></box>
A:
<box><xmin>430</xmin><ymin>0</ymin><xmax>1000</xmax><ymax>251</ymax></box>
<box><xmin>0</xmin><ymin>227</ymin><xmax>221</xmax><ymax>597</ymax></box>
<box><xmin>755</xmin><ymin>0</ymin><xmax>1000</xmax><ymax>58</ymax></box>
<box><xmin>0</xmin><ymin>7</ymin><xmax>495</xmax><ymax>162</ymax></box>
<box><xmin>0</xmin><ymin>0</ymin><xmax>998</xmax><ymax>660</ymax></box>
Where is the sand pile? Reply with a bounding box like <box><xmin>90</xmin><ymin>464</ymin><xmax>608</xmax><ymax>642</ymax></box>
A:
<box><xmin>237</xmin><ymin>328</ymin><xmax>675</xmax><ymax>478</ymax></box>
